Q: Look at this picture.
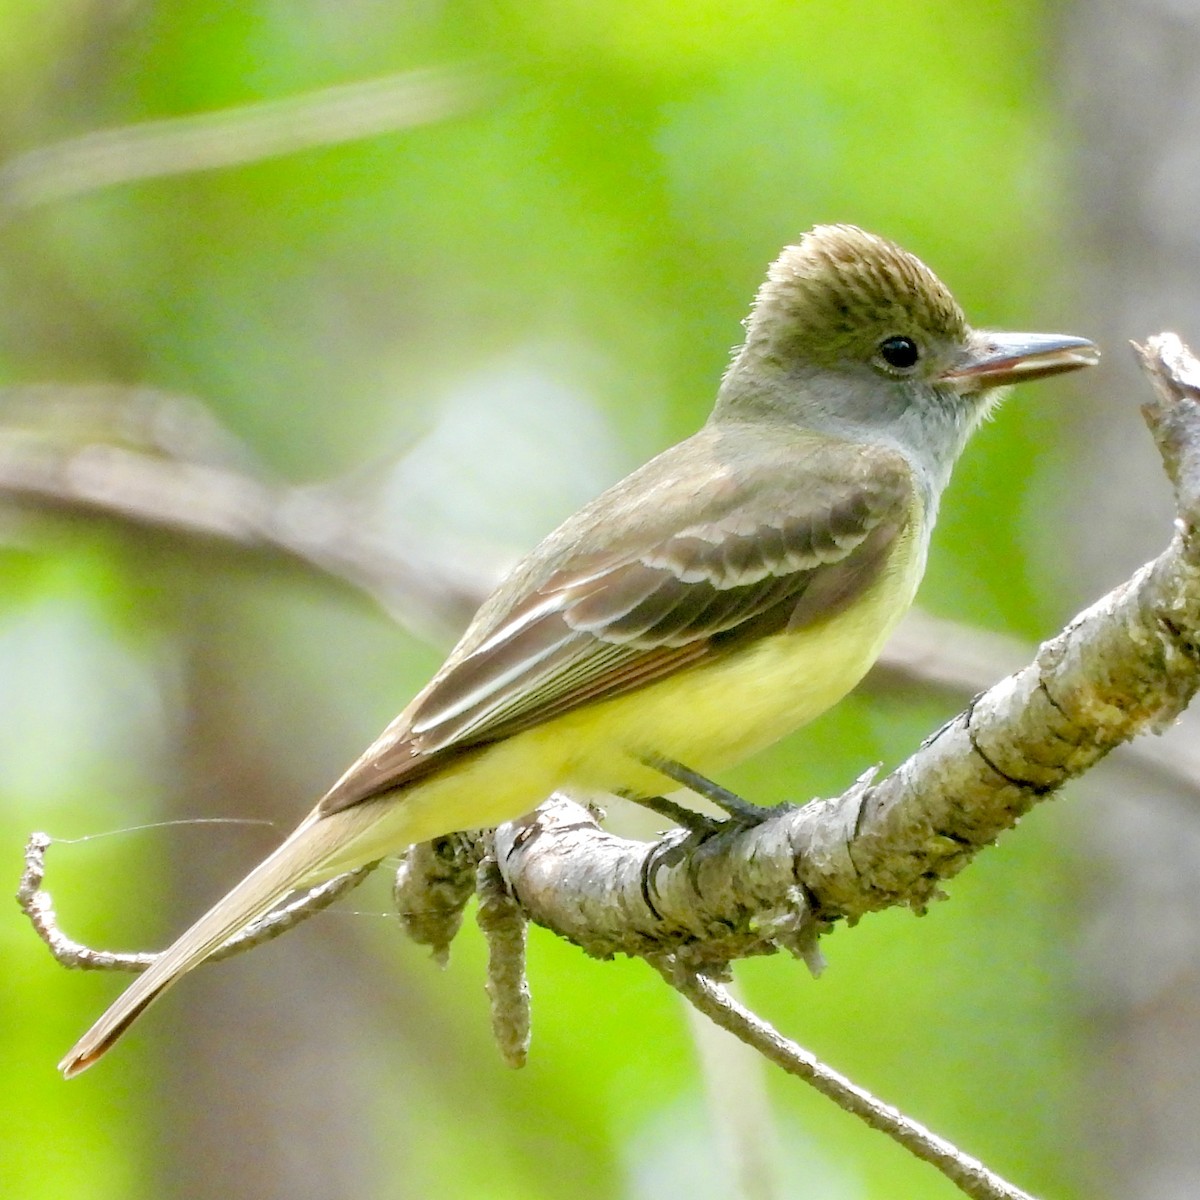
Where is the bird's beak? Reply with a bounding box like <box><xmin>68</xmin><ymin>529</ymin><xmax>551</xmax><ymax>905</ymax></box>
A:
<box><xmin>939</xmin><ymin>331</ymin><xmax>1100</xmax><ymax>392</ymax></box>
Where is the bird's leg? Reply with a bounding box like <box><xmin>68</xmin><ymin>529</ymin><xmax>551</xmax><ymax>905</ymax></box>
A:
<box><xmin>639</xmin><ymin>754</ymin><xmax>790</xmax><ymax>826</ymax></box>
<box><xmin>622</xmin><ymin>790</ymin><xmax>719</xmax><ymax>834</ymax></box>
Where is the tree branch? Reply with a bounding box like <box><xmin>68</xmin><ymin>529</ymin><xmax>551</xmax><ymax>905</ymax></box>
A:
<box><xmin>0</xmin><ymin>384</ymin><xmax>492</xmax><ymax>642</ymax></box>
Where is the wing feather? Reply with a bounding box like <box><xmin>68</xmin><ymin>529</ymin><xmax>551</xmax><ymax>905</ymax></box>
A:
<box><xmin>318</xmin><ymin>430</ymin><xmax>915</xmax><ymax>814</ymax></box>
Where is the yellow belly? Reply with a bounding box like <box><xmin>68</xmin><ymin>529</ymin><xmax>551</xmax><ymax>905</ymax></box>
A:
<box><xmin>323</xmin><ymin>520</ymin><xmax>925</xmax><ymax>871</ymax></box>
<box><xmin>562</xmin><ymin>517</ymin><xmax>923</xmax><ymax>790</ymax></box>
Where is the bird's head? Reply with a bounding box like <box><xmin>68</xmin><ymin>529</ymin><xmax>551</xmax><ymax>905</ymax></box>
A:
<box><xmin>717</xmin><ymin>224</ymin><xmax>1097</xmax><ymax>476</ymax></box>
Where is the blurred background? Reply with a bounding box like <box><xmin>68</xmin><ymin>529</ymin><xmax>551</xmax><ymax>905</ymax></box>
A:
<box><xmin>1</xmin><ymin>2</ymin><xmax>1196</xmax><ymax>1198</ymax></box>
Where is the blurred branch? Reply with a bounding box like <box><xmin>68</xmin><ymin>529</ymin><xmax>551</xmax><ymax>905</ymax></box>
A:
<box><xmin>0</xmin><ymin>384</ymin><xmax>491</xmax><ymax>643</ymax></box>
<box><xmin>0</xmin><ymin>65</ymin><xmax>487</xmax><ymax>213</ymax></box>
<box><xmin>873</xmin><ymin>608</ymin><xmax>1030</xmax><ymax>696</ymax></box>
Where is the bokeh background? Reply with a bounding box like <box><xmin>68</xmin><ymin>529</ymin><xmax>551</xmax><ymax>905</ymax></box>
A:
<box><xmin>1</xmin><ymin>3</ymin><xmax>1195</xmax><ymax>1198</ymax></box>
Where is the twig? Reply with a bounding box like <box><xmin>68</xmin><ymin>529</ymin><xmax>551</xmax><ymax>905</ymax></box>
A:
<box><xmin>17</xmin><ymin>830</ymin><xmax>375</xmax><ymax>972</ymax></box>
<box><xmin>660</xmin><ymin>963</ymin><xmax>1037</xmax><ymax>1200</ymax></box>
<box><xmin>0</xmin><ymin>65</ymin><xmax>488</xmax><ymax>213</ymax></box>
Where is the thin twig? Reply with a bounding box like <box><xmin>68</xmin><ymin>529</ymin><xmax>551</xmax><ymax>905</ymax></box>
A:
<box><xmin>659</xmin><ymin>962</ymin><xmax>1037</xmax><ymax>1200</ymax></box>
<box><xmin>16</xmin><ymin>831</ymin><xmax>375</xmax><ymax>972</ymax></box>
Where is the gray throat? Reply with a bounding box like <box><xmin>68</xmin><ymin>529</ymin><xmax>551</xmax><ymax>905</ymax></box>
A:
<box><xmin>713</xmin><ymin>358</ymin><xmax>990</xmax><ymax>528</ymax></box>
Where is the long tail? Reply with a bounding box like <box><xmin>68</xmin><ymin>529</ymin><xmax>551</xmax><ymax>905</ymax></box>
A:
<box><xmin>60</xmin><ymin>806</ymin><xmax>371</xmax><ymax>1078</ymax></box>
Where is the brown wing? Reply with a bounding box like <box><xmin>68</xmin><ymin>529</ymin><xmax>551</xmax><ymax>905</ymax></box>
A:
<box><xmin>319</xmin><ymin>429</ymin><xmax>914</xmax><ymax>813</ymax></box>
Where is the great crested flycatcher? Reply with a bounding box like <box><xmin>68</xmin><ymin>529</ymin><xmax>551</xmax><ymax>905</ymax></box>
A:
<box><xmin>60</xmin><ymin>224</ymin><xmax>1098</xmax><ymax>1076</ymax></box>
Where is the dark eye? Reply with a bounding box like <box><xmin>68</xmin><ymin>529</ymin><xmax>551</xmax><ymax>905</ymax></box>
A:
<box><xmin>878</xmin><ymin>336</ymin><xmax>920</xmax><ymax>371</ymax></box>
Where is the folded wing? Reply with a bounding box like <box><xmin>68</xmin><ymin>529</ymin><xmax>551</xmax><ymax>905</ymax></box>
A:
<box><xmin>319</xmin><ymin>432</ymin><xmax>912</xmax><ymax>813</ymax></box>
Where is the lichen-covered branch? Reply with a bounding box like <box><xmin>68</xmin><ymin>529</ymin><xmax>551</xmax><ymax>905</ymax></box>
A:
<box><xmin>475</xmin><ymin>844</ymin><xmax>532</xmax><ymax>1068</ymax></box>
<box><xmin>393</xmin><ymin>834</ymin><xmax>482</xmax><ymax>966</ymax></box>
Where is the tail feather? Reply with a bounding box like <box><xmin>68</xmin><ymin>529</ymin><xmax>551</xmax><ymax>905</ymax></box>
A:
<box><xmin>60</xmin><ymin>810</ymin><xmax>339</xmax><ymax>1078</ymax></box>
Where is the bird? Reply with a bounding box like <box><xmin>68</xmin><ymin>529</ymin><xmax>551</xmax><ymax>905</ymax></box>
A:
<box><xmin>59</xmin><ymin>224</ymin><xmax>1098</xmax><ymax>1077</ymax></box>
